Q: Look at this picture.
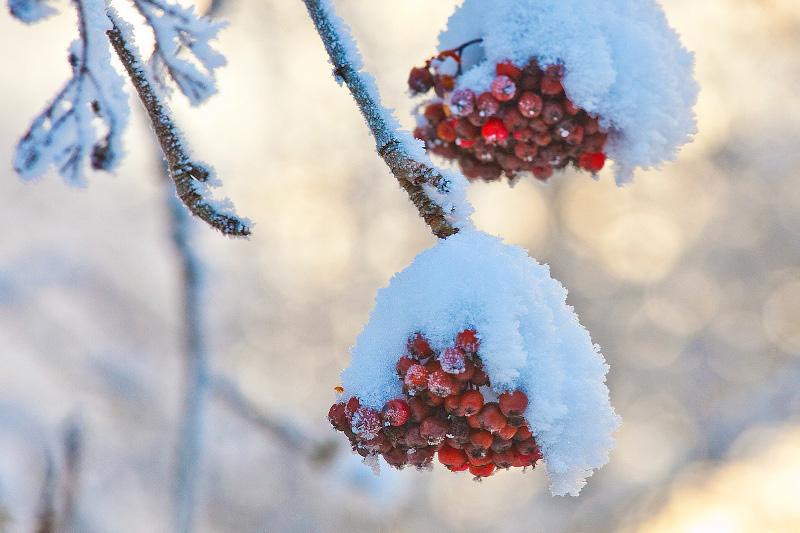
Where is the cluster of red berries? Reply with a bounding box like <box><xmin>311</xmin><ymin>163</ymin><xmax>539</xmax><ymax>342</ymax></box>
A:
<box><xmin>328</xmin><ymin>330</ymin><xmax>542</xmax><ymax>479</ymax></box>
<box><xmin>408</xmin><ymin>46</ymin><xmax>608</xmax><ymax>182</ymax></box>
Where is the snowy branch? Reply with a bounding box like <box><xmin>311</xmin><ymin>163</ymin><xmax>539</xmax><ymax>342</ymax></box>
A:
<box><xmin>14</xmin><ymin>0</ymin><xmax>128</xmax><ymax>184</ymax></box>
<box><xmin>131</xmin><ymin>0</ymin><xmax>227</xmax><ymax>104</ymax></box>
<box><xmin>106</xmin><ymin>12</ymin><xmax>251</xmax><ymax>237</ymax></box>
<box><xmin>301</xmin><ymin>0</ymin><xmax>462</xmax><ymax>239</ymax></box>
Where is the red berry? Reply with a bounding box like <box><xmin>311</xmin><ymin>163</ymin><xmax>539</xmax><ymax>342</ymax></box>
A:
<box><xmin>448</xmin><ymin>417</ymin><xmax>470</xmax><ymax>443</ymax></box>
<box><xmin>518</xmin><ymin>92</ymin><xmax>543</xmax><ymax>118</ymax></box>
<box><xmin>516</xmin><ymin>437</ymin><xmax>541</xmax><ymax>457</ymax></box>
<box><xmin>408</xmin><ymin>66</ymin><xmax>434</xmax><ymax>94</ymax></box>
<box><xmin>533</xmin><ymin>132</ymin><xmax>552</xmax><ymax>147</ymax></box>
<box><xmin>428</xmin><ymin>370</ymin><xmax>457</xmax><ymax>397</ymax></box>
<box><xmin>396</xmin><ymin>356</ymin><xmax>414</xmax><ymax>377</ymax></box>
<box><xmin>564</xmin><ymin>99</ymin><xmax>580</xmax><ymax>116</ymax></box>
<box><xmin>540</xmin><ymin>76</ymin><xmax>563</xmax><ymax>96</ymax></box>
<box><xmin>529</xmin><ymin>118</ymin><xmax>548</xmax><ymax>134</ymax></box>
<box><xmin>423</xmin><ymin>103</ymin><xmax>446</xmax><ymax>125</ymax></box>
<box><xmin>478</xmin><ymin>163</ymin><xmax>502</xmax><ymax>181</ymax></box>
<box><xmin>459</xmin><ymin>390</ymin><xmax>484</xmax><ymax>416</ymax></box>
<box><xmin>405</xmin><ymin>425</ymin><xmax>428</xmax><ymax>449</ymax></box>
<box><xmin>493</xmin><ymin>449</ymin><xmax>516</xmax><ymax>469</ymax></box>
<box><xmin>481</xmin><ymin>119</ymin><xmax>509</xmax><ymax>144</ymax></box>
<box><xmin>407</xmin><ymin>397</ymin><xmax>431</xmax><ymax>423</ymax></box>
<box><xmin>455</xmin><ymin>329</ymin><xmax>480</xmax><ymax>353</ymax></box>
<box><xmin>496</xmin><ymin>153</ymin><xmax>524</xmax><ymax>173</ymax></box>
<box><xmin>404</xmin><ymin>364</ymin><xmax>429</xmax><ymax>392</ymax></box>
<box><xmin>582</xmin><ymin>132</ymin><xmax>608</xmax><ymax>153</ymax></box>
<box><xmin>542</xmin><ymin>102</ymin><xmax>565</xmax><ymax>125</ymax></box>
<box><xmin>478</xmin><ymin>403</ymin><xmax>508</xmax><ymax>433</ymax></box>
<box><xmin>491</xmin><ymin>75</ymin><xmax>517</xmax><ymax>102</ymax></box>
<box><xmin>408</xmin><ymin>447</ymin><xmax>435</xmax><ymax>467</ymax></box>
<box><xmin>477</xmin><ymin>93</ymin><xmax>500</xmax><ymax>117</ymax></box>
<box><xmin>420</xmin><ymin>416</ymin><xmax>449</xmax><ymax>445</ymax></box>
<box><xmin>467</xmin><ymin>112</ymin><xmax>487</xmax><ymax>127</ymax></box>
<box><xmin>352</xmin><ymin>407</ymin><xmax>382</xmax><ymax>440</ymax></box>
<box><xmin>513</xmin><ymin>128</ymin><xmax>535</xmax><ymax>143</ymax></box>
<box><xmin>454</xmin><ymin>360</ymin><xmax>476</xmax><ymax>383</ymax></box>
<box><xmin>514</xmin><ymin>425</ymin><xmax>533</xmax><ymax>441</ymax></box>
<box><xmin>407</xmin><ymin>333</ymin><xmax>434</xmax><ymax>359</ymax></box>
<box><xmin>444</xmin><ymin>394</ymin><xmax>462</xmax><ymax>414</ymax></box>
<box><xmin>439</xmin><ymin>347</ymin><xmax>466</xmax><ymax>374</ymax></box>
<box><xmin>457</xmin><ymin>138</ymin><xmax>476</xmax><ymax>149</ymax></box>
<box><xmin>579</xmin><ymin>152</ymin><xmax>606</xmax><ymax>172</ymax></box>
<box><xmin>448</xmin><ymin>463</ymin><xmax>470</xmax><ymax>472</ymax></box>
<box><xmin>459</xmin><ymin>156</ymin><xmax>481</xmax><ymax>179</ymax></box>
<box><xmin>450</xmin><ymin>88</ymin><xmax>476</xmax><ymax>116</ymax></box>
<box><xmin>384</xmin><ymin>447</ymin><xmax>409</xmax><ymax>468</ymax></box>
<box><xmin>328</xmin><ymin>402</ymin><xmax>348</xmax><ymax>431</ymax></box>
<box><xmin>455</xmin><ymin>118</ymin><xmax>480</xmax><ymax>139</ymax></box>
<box><xmin>532</xmin><ymin>164</ymin><xmax>554</xmax><ymax>181</ymax></box>
<box><xmin>497</xmin><ymin>424</ymin><xmax>518</xmax><ymax>441</ymax></box>
<box><xmin>438</xmin><ymin>445</ymin><xmax>468</xmax><ymax>468</ymax></box>
<box><xmin>491</xmin><ymin>434</ymin><xmax>514</xmax><ymax>453</ymax></box>
<box><xmin>514</xmin><ymin>143</ymin><xmax>538</xmax><ymax>162</ymax></box>
<box><xmin>469</xmin><ymin>463</ymin><xmax>496</xmax><ymax>478</ymax></box>
<box><xmin>363</xmin><ymin>433</ymin><xmax>392</xmax><ymax>454</ymax></box>
<box><xmin>436</xmin><ymin>120</ymin><xmax>457</xmax><ymax>143</ymax></box>
<box><xmin>469</xmin><ymin>429</ymin><xmax>494</xmax><ymax>452</ymax></box>
<box><xmin>496</xmin><ymin>60</ymin><xmax>522</xmax><ymax>80</ymax></box>
<box><xmin>383</xmin><ymin>399</ymin><xmax>410</xmax><ymax>427</ymax></box>
<box><xmin>499</xmin><ymin>390</ymin><xmax>529</xmax><ymax>417</ymax></box>
<box><xmin>502</xmin><ymin>108</ymin><xmax>527</xmax><ymax>132</ymax></box>
<box><xmin>434</xmin><ymin>75</ymin><xmax>456</xmax><ymax>97</ymax></box>
<box><xmin>424</xmin><ymin>391</ymin><xmax>445</xmax><ymax>407</ymax></box>
<box><xmin>466</xmin><ymin>414</ymin><xmax>482</xmax><ymax>429</ymax></box>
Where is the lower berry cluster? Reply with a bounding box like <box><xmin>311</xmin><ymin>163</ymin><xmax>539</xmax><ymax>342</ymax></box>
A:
<box><xmin>328</xmin><ymin>330</ymin><xmax>542</xmax><ymax>479</ymax></box>
<box><xmin>409</xmin><ymin>48</ymin><xmax>608</xmax><ymax>183</ymax></box>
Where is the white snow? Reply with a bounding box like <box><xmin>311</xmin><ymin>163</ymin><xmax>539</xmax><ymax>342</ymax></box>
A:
<box><xmin>438</xmin><ymin>0</ymin><xmax>698</xmax><ymax>184</ymax></box>
<box><xmin>340</xmin><ymin>229</ymin><xmax>620</xmax><ymax>496</ymax></box>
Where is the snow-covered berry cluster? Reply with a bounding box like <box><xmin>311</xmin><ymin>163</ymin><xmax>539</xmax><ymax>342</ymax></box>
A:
<box><xmin>409</xmin><ymin>46</ymin><xmax>607</xmax><ymax>183</ymax></box>
<box><xmin>329</xmin><ymin>330</ymin><xmax>542</xmax><ymax>479</ymax></box>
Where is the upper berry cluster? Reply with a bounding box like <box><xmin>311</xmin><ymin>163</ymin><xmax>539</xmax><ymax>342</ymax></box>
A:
<box><xmin>329</xmin><ymin>330</ymin><xmax>542</xmax><ymax>479</ymax></box>
<box><xmin>409</xmin><ymin>46</ymin><xmax>608</xmax><ymax>183</ymax></box>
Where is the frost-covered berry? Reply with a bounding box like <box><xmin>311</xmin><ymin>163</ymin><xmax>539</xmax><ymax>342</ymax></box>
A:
<box><xmin>477</xmin><ymin>92</ymin><xmax>501</xmax><ymax>117</ymax></box>
<box><xmin>383</xmin><ymin>399</ymin><xmax>411</xmax><ymax>427</ymax></box>
<box><xmin>439</xmin><ymin>347</ymin><xmax>466</xmax><ymax>374</ymax></box>
<box><xmin>384</xmin><ymin>447</ymin><xmax>409</xmax><ymax>468</ymax></box>
<box><xmin>408</xmin><ymin>333</ymin><xmax>435</xmax><ymax>359</ymax></box>
<box><xmin>404</xmin><ymin>364</ymin><xmax>429</xmax><ymax>392</ymax></box>
<box><xmin>517</xmin><ymin>92</ymin><xmax>543</xmax><ymax>118</ymax></box>
<box><xmin>491</xmin><ymin>75</ymin><xmax>517</xmax><ymax>102</ymax></box>
<box><xmin>496</xmin><ymin>60</ymin><xmax>522</xmax><ymax>80</ymax></box>
<box><xmin>428</xmin><ymin>370</ymin><xmax>457</xmax><ymax>397</ymax></box>
<box><xmin>352</xmin><ymin>407</ymin><xmax>382</xmax><ymax>440</ymax></box>
<box><xmin>420</xmin><ymin>416</ymin><xmax>449</xmax><ymax>445</ymax></box>
<box><xmin>451</xmin><ymin>88</ymin><xmax>476</xmax><ymax>116</ymax></box>
<box><xmin>409</xmin><ymin>447</ymin><xmax>435</xmax><ymax>468</ymax></box>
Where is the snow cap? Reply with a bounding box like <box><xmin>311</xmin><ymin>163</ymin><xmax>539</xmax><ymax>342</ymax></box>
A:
<box><xmin>341</xmin><ymin>230</ymin><xmax>620</xmax><ymax>496</ymax></box>
<box><xmin>438</xmin><ymin>0</ymin><xmax>698</xmax><ymax>184</ymax></box>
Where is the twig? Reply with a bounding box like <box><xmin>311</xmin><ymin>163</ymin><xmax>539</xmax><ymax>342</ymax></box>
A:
<box><xmin>213</xmin><ymin>376</ymin><xmax>338</xmax><ymax>466</ymax></box>
<box><xmin>33</xmin><ymin>449</ymin><xmax>56</xmax><ymax>533</ymax></box>
<box><xmin>300</xmin><ymin>0</ymin><xmax>463</xmax><ymax>239</ymax></box>
<box><xmin>105</xmin><ymin>12</ymin><xmax>250</xmax><ymax>237</ymax></box>
<box><xmin>59</xmin><ymin>417</ymin><xmax>83</xmax><ymax>533</ymax></box>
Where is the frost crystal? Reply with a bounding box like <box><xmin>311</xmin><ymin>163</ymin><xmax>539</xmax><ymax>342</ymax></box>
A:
<box><xmin>341</xmin><ymin>230</ymin><xmax>620</xmax><ymax>496</ymax></box>
<box><xmin>438</xmin><ymin>0</ymin><xmax>698</xmax><ymax>184</ymax></box>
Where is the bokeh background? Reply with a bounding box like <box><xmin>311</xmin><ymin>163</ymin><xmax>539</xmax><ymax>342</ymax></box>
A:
<box><xmin>1</xmin><ymin>0</ymin><xmax>800</xmax><ymax>531</ymax></box>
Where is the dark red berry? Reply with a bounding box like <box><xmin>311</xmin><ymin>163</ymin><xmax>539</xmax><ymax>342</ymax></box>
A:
<box><xmin>456</xmin><ymin>329</ymin><xmax>480</xmax><ymax>353</ymax></box>
<box><xmin>420</xmin><ymin>416</ymin><xmax>448</xmax><ymax>445</ymax></box>
<box><xmin>437</xmin><ymin>120</ymin><xmax>458</xmax><ymax>143</ymax></box>
<box><xmin>396</xmin><ymin>356</ymin><xmax>414</xmax><ymax>376</ymax></box>
<box><xmin>423</xmin><ymin>103</ymin><xmax>446</xmax><ymax>125</ymax></box>
<box><xmin>383</xmin><ymin>399</ymin><xmax>410</xmax><ymax>427</ymax></box>
<box><xmin>579</xmin><ymin>152</ymin><xmax>606</xmax><ymax>172</ymax></box>
<box><xmin>428</xmin><ymin>370</ymin><xmax>457</xmax><ymax>397</ymax></box>
<box><xmin>499</xmin><ymin>391</ymin><xmax>529</xmax><ymax>417</ymax></box>
<box><xmin>496</xmin><ymin>60</ymin><xmax>522</xmax><ymax>80</ymax></box>
<box><xmin>404</xmin><ymin>364</ymin><xmax>429</xmax><ymax>392</ymax></box>
<box><xmin>408</xmin><ymin>66</ymin><xmax>434</xmax><ymax>94</ymax></box>
<box><xmin>450</xmin><ymin>88</ymin><xmax>476</xmax><ymax>116</ymax></box>
<box><xmin>469</xmin><ymin>463</ymin><xmax>496</xmax><ymax>478</ymax></box>
<box><xmin>477</xmin><ymin>93</ymin><xmax>500</xmax><ymax>117</ymax></box>
<box><xmin>352</xmin><ymin>407</ymin><xmax>382</xmax><ymax>440</ymax></box>
<box><xmin>438</xmin><ymin>445</ymin><xmax>468</xmax><ymax>468</ymax></box>
<box><xmin>518</xmin><ymin>92</ymin><xmax>543</xmax><ymax>118</ymax></box>
<box><xmin>328</xmin><ymin>402</ymin><xmax>348</xmax><ymax>431</ymax></box>
<box><xmin>478</xmin><ymin>403</ymin><xmax>507</xmax><ymax>433</ymax></box>
<box><xmin>407</xmin><ymin>333</ymin><xmax>434</xmax><ymax>359</ymax></box>
<box><xmin>542</xmin><ymin>102</ymin><xmax>565</xmax><ymax>125</ymax></box>
<box><xmin>490</xmin><ymin>75</ymin><xmax>517</xmax><ymax>102</ymax></box>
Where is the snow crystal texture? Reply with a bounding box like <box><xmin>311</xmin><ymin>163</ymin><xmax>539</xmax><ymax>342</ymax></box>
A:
<box><xmin>438</xmin><ymin>0</ymin><xmax>698</xmax><ymax>184</ymax></box>
<box><xmin>341</xmin><ymin>230</ymin><xmax>620</xmax><ymax>496</ymax></box>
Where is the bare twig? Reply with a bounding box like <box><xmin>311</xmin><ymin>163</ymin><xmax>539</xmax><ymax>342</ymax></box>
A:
<box><xmin>105</xmin><ymin>12</ymin><xmax>250</xmax><ymax>237</ymax></box>
<box><xmin>213</xmin><ymin>376</ymin><xmax>338</xmax><ymax>466</ymax></box>
<box><xmin>300</xmin><ymin>0</ymin><xmax>463</xmax><ymax>239</ymax></box>
<box><xmin>33</xmin><ymin>449</ymin><xmax>56</xmax><ymax>533</ymax></box>
<box><xmin>59</xmin><ymin>417</ymin><xmax>83</xmax><ymax>533</ymax></box>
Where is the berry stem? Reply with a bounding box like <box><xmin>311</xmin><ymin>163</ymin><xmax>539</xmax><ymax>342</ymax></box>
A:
<box><xmin>300</xmin><ymin>0</ymin><xmax>461</xmax><ymax>239</ymax></box>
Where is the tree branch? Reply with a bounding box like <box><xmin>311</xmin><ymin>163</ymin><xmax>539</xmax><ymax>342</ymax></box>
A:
<box><xmin>105</xmin><ymin>12</ymin><xmax>250</xmax><ymax>238</ymax></box>
<box><xmin>300</xmin><ymin>0</ymin><xmax>464</xmax><ymax>239</ymax></box>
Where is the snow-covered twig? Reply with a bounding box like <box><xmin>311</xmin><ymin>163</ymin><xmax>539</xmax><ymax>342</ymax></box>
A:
<box><xmin>213</xmin><ymin>376</ymin><xmax>338</xmax><ymax>465</ymax></box>
<box><xmin>131</xmin><ymin>0</ymin><xmax>227</xmax><ymax>104</ymax></box>
<box><xmin>300</xmin><ymin>0</ymin><xmax>464</xmax><ymax>239</ymax></box>
<box><xmin>14</xmin><ymin>0</ymin><xmax>128</xmax><ymax>185</ymax></box>
<box><xmin>105</xmin><ymin>12</ymin><xmax>250</xmax><ymax>237</ymax></box>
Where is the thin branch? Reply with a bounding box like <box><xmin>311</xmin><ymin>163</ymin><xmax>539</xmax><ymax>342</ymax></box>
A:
<box><xmin>59</xmin><ymin>417</ymin><xmax>83</xmax><ymax>533</ymax></box>
<box><xmin>213</xmin><ymin>376</ymin><xmax>338</xmax><ymax>466</ymax></box>
<box><xmin>105</xmin><ymin>12</ymin><xmax>250</xmax><ymax>238</ymax></box>
<box><xmin>33</xmin><ymin>448</ymin><xmax>56</xmax><ymax>533</ymax></box>
<box><xmin>300</xmin><ymin>0</ymin><xmax>462</xmax><ymax>239</ymax></box>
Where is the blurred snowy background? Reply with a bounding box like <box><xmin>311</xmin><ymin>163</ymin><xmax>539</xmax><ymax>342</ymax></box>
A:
<box><xmin>1</xmin><ymin>0</ymin><xmax>799</xmax><ymax>531</ymax></box>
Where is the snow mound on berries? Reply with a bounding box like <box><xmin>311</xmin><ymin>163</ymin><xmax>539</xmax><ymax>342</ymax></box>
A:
<box><xmin>438</xmin><ymin>0</ymin><xmax>698</xmax><ymax>184</ymax></box>
<box><xmin>341</xmin><ymin>230</ymin><xmax>620</xmax><ymax>496</ymax></box>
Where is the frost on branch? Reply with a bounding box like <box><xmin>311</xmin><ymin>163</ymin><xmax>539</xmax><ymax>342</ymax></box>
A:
<box><xmin>132</xmin><ymin>0</ymin><xmax>227</xmax><ymax>104</ymax></box>
<box><xmin>14</xmin><ymin>0</ymin><xmax>129</xmax><ymax>184</ymax></box>
<box><xmin>7</xmin><ymin>0</ymin><xmax>56</xmax><ymax>23</ymax></box>
<box><xmin>435</xmin><ymin>0</ymin><xmax>698</xmax><ymax>184</ymax></box>
<box><xmin>337</xmin><ymin>230</ymin><xmax>620</xmax><ymax>495</ymax></box>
